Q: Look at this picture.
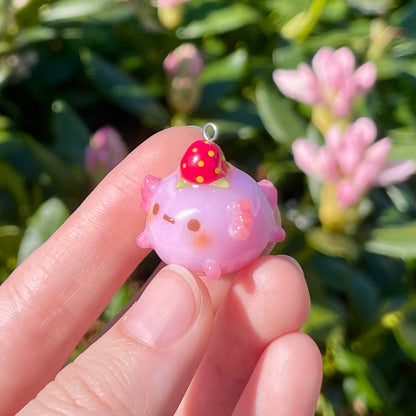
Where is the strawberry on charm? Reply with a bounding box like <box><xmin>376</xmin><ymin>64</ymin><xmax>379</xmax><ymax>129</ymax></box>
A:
<box><xmin>178</xmin><ymin>123</ymin><xmax>229</xmax><ymax>188</ymax></box>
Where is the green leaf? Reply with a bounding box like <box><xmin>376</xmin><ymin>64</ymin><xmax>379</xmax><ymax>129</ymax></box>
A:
<box><xmin>52</xmin><ymin>100</ymin><xmax>90</xmax><ymax>166</ymax></box>
<box><xmin>335</xmin><ymin>345</ymin><xmax>391</xmax><ymax>408</ymax></box>
<box><xmin>385</xmin><ymin>185</ymin><xmax>414</xmax><ymax>214</ymax></box>
<box><xmin>18</xmin><ymin>198</ymin><xmax>69</xmax><ymax>263</ymax></box>
<box><xmin>392</xmin><ymin>307</ymin><xmax>416</xmax><ymax>361</ymax></box>
<box><xmin>256</xmin><ymin>81</ymin><xmax>306</xmax><ymax>148</ymax></box>
<box><xmin>334</xmin><ymin>345</ymin><xmax>366</xmax><ymax>374</ymax></box>
<box><xmin>39</xmin><ymin>0</ymin><xmax>115</xmax><ymax>23</ymax></box>
<box><xmin>15</xmin><ymin>0</ymin><xmax>52</xmax><ymax>27</ymax></box>
<box><xmin>0</xmin><ymin>225</ymin><xmax>21</xmax><ymax>283</ymax></box>
<box><xmin>201</xmin><ymin>49</ymin><xmax>248</xmax><ymax>84</ymax></box>
<box><xmin>343</xmin><ymin>376</ymin><xmax>384</xmax><ymax>411</ymax></box>
<box><xmin>199</xmin><ymin>49</ymin><xmax>248</xmax><ymax>110</ymax></box>
<box><xmin>303</xmin><ymin>304</ymin><xmax>340</xmax><ymax>332</ymax></box>
<box><xmin>281</xmin><ymin>0</ymin><xmax>329</xmax><ymax>41</ymax></box>
<box><xmin>307</xmin><ymin>171</ymin><xmax>322</xmax><ymax>206</ymax></box>
<box><xmin>387</xmin><ymin>129</ymin><xmax>416</xmax><ymax>162</ymax></box>
<box><xmin>20</xmin><ymin>134</ymin><xmax>83</xmax><ymax>196</ymax></box>
<box><xmin>365</xmin><ymin>222</ymin><xmax>416</xmax><ymax>259</ymax></box>
<box><xmin>0</xmin><ymin>161</ymin><xmax>31</xmax><ymax>220</ymax></box>
<box><xmin>178</xmin><ymin>3</ymin><xmax>259</xmax><ymax>39</ymax></box>
<box><xmin>375</xmin><ymin>56</ymin><xmax>416</xmax><ymax>79</ymax></box>
<box><xmin>302</xmin><ymin>303</ymin><xmax>342</xmax><ymax>342</ymax></box>
<box><xmin>102</xmin><ymin>283</ymin><xmax>133</xmax><ymax>321</ymax></box>
<box><xmin>15</xmin><ymin>26</ymin><xmax>57</xmax><ymax>48</ymax></box>
<box><xmin>347</xmin><ymin>270</ymin><xmax>379</xmax><ymax>325</ymax></box>
<box><xmin>81</xmin><ymin>50</ymin><xmax>169</xmax><ymax>128</ymax></box>
<box><xmin>306</xmin><ymin>227</ymin><xmax>360</xmax><ymax>262</ymax></box>
<box><xmin>392</xmin><ymin>0</ymin><xmax>416</xmax><ymax>39</ymax></box>
<box><xmin>316</xmin><ymin>394</ymin><xmax>336</xmax><ymax>416</ymax></box>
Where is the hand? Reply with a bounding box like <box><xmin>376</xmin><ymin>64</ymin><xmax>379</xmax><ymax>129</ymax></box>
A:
<box><xmin>0</xmin><ymin>126</ymin><xmax>322</xmax><ymax>416</ymax></box>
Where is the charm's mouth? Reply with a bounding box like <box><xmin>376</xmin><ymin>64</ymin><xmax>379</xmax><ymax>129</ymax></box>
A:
<box><xmin>163</xmin><ymin>214</ymin><xmax>175</xmax><ymax>224</ymax></box>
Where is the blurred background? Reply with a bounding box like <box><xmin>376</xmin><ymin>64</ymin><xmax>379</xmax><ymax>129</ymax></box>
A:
<box><xmin>0</xmin><ymin>0</ymin><xmax>415</xmax><ymax>414</ymax></box>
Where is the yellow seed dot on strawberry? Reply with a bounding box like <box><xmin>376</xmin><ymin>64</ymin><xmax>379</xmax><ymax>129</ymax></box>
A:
<box><xmin>182</xmin><ymin>163</ymin><xmax>187</xmax><ymax>168</ymax></box>
<box><xmin>192</xmin><ymin>148</ymin><xmax>198</xmax><ymax>153</ymax></box>
<box><xmin>208</xmin><ymin>150</ymin><xmax>215</xmax><ymax>157</ymax></box>
<box><xmin>215</xmin><ymin>167</ymin><xmax>220</xmax><ymax>174</ymax></box>
<box><xmin>196</xmin><ymin>176</ymin><xmax>204</xmax><ymax>183</ymax></box>
<box><xmin>198</xmin><ymin>161</ymin><xmax>204</xmax><ymax>167</ymax></box>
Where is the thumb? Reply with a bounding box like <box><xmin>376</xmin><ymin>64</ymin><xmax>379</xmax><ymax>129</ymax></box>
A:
<box><xmin>18</xmin><ymin>265</ymin><xmax>213</xmax><ymax>416</ymax></box>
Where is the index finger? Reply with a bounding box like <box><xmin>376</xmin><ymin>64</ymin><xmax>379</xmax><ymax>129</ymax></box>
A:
<box><xmin>0</xmin><ymin>126</ymin><xmax>201</xmax><ymax>415</ymax></box>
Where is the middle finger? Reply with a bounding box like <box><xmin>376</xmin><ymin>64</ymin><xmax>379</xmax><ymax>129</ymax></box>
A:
<box><xmin>177</xmin><ymin>255</ymin><xmax>310</xmax><ymax>416</ymax></box>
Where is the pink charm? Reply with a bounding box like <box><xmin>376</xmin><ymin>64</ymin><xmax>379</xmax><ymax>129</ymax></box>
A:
<box><xmin>137</xmin><ymin>123</ymin><xmax>285</xmax><ymax>279</ymax></box>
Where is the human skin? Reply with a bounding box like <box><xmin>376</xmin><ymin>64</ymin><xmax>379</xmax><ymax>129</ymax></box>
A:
<box><xmin>0</xmin><ymin>126</ymin><xmax>322</xmax><ymax>415</ymax></box>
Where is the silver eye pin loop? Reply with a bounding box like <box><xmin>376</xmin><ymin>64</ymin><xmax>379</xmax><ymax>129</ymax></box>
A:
<box><xmin>203</xmin><ymin>122</ymin><xmax>218</xmax><ymax>143</ymax></box>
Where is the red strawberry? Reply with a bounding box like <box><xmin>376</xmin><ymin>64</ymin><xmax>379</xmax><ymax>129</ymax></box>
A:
<box><xmin>180</xmin><ymin>140</ymin><xmax>229</xmax><ymax>185</ymax></box>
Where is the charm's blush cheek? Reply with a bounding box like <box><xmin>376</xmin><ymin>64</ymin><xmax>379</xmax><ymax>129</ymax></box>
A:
<box><xmin>192</xmin><ymin>231</ymin><xmax>212</xmax><ymax>249</ymax></box>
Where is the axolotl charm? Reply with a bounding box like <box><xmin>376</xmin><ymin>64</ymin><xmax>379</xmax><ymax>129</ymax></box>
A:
<box><xmin>136</xmin><ymin>123</ymin><xmax>285</xmax><ymax>279</ymax></box>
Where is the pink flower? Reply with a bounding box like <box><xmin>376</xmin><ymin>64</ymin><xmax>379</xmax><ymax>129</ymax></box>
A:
<box><xmin>292</xmin><ymin>118</ymin><xmax>415</xmax><ymax>207</ymax></box>
<box><xmin>273</xmin><ymin>47</ymin><xmax>376</xmax><ymax>118</ymax></box>
<box><xmin>163</xmin><ymin>43</ymin><xmax>204</xmax><ymax>79</ymax></box>
<box><xmin>85</xmin><ymin>126</ymin><xmax>128</xmax><ymax>184</ymax></box>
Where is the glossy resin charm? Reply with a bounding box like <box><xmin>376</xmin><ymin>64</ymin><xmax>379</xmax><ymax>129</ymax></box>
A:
<box><xmin>137</xmin><ymin>123</ymin><xmax>285</xmax><ymax>279</ymax></box>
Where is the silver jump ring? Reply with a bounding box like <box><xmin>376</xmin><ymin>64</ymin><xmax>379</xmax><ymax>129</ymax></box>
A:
<box><xmin>203</xmin><ymin>122</ymin><xmax>218</xmax><ymax>142</ymax></box>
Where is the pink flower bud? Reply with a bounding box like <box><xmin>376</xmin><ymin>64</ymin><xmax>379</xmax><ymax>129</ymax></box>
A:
<box><xmin>318</xmin><ymin>147</ymin><xmax>340</xmax><ymax>181</ymax></box>
<box><xmin>291</xmin><ymin>118</ymin><xmax>414</xmax><ymax>207</ymax></box>
<box><xmin>274</xmin><ymin>47</ymin><xmax>377</xmax><ymax>122</ymax></box>
<box><xmin>85</xmin><ymin>126</ymin><xmax>128</xmax><ymax>184</ymax></box>
<box><xmin>332</xmin><ymin>84</ymin><xmax>355</xmax><ymax>118</ymax></box>
<box><xmin>347</xmin><ymin>117</ymin><xmax>377</xmax><ymax>149</ymax></box>
<box><xmin>336</xmin><ymin>179</ymin><xmax>361</xmax><ymax>207</ymax></box>
<box><xmin>354</xmin><ymin>62</ymin><xmax>377</xmax><ymax>94</ymax></box>
<box><xmin>292</xmin><ymin>139</ymin><xmax>321</xmax><ymax>178</ymax></box>
<box><xmin>164</xmin><ymin>44</ymin><xmax>204</xmax><ymax>115</ymax></box>
<box><xmin>273</xmin><ymin>64</ymin><xmax>322</xmax><ymax>105</ymax></box>
<box><xmin>377</xmin><ymin>160</ymin><xmax>416</xmax><ymax>186</ymax></box>
<box><xmin>366</xmin><ymin>137</ymin><xmax>392</xmax><ymax>164</ymax></box>
<box><xmin>353</xmin><ymin>159</ymin><xmax>383</xmax><ymax>194</ymax></box>
<box><xmin>167</xmin><ymin>76</ymin><xmax>202</xmax><ymax>115</ymax></box>
<box><xmin>163</xmin><ymin>43</ymin><xmax>204</xmax><ymax>79</ymax></box>
<box><xmin>312</xmin><ymin>47</ymin><xmax>355</xmax><ymax>91</ymax></box>
<box><xmin>326</xmin><ymin>125</ymin><xmax>343</xmax><ymax>151</ymax></box>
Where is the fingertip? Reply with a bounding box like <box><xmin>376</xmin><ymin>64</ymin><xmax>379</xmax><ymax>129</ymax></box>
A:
<box><xmin>274</xmin><ymin>254</ymin><xmax>304</xmax><ymax>276</ymax></box>
<box><xmin>235</xmin><ymin>255</ymin><xmax>304</xmax><ymax>285</ymax></box>
<box><xmin>233</xmin><ymin>332</ymin><xmax>323</xmax><ymax>416</ymax></box>
<box><xmin>259</xmin><ymin>332</ymin><xmax>323</xmax><ymax>415</ymax></box>
<box><xmin>268</xmin><ymin>332</ymin><xmax>323</xmax><ymax>380</ymax></box>
<box><xmin>230</xmin><ymin>255</ymin><xmax>311</xmax><ymax>339</ymax></box>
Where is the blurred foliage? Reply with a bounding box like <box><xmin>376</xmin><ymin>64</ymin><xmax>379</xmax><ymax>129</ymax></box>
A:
<box><xmin>0</xmin><ymin>0</ymin><xmax>415</xmax><ymax>414</ymax></box>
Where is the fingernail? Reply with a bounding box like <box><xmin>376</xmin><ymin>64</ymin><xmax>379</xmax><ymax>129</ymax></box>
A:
<box><xmin>122</xmin><ymin>264</ymin><xmax>199</xmax><ymax>348</ymax></box>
